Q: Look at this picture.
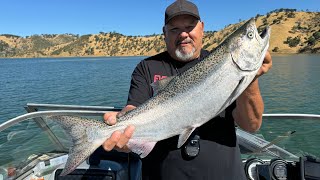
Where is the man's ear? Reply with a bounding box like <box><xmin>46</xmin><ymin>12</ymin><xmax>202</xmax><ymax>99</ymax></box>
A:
<box><xmin>162</xmin><ymin>26</ymin><xmax>167</xmax><ymax>40</ymax></box>
<box><xmin>200</xmin><ymin>21</ymin><xmax>204</xmax><ymax>37</ymax></box>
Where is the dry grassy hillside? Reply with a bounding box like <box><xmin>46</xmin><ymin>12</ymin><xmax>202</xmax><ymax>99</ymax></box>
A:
<box><xmin>203</xmin><ymin>11</ymin><xmax>320</xmax><ymax>54</ymax></box>
<box><xmin>0</xmin><ymin>10</ymin><xmax>319</xmax><ymax>58</ymax></box>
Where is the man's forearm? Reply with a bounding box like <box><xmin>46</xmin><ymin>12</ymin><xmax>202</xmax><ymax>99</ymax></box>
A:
<box><xmin>233</xmin><ymin>79</ymin><xmax>264</xmax><ymax>132</ymax></box>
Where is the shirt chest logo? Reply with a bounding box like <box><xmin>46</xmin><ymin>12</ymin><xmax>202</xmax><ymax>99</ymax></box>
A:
<box><xmin>153</xmin><ymin>75</ymin><xmax>167</xmax><ymax>82</ymax></box>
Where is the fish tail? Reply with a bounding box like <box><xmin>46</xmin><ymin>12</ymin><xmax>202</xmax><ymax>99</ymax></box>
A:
<box><xmin>48</xmin><ymin>115</ymin><xmax>111</xmax><ymax>176</ymax></box>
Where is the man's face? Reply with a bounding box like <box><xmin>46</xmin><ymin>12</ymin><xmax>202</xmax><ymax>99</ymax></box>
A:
<box><xmin>164</xmin><ymin>14</ymin><xmax>204</xmax><ymax>62</ymax></box>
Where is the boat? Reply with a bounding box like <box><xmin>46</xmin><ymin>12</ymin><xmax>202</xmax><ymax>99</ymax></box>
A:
<box><xmin>0</xmin><ymin>103</ymin><xmax>319</xmax><ymax>180</ymax></box>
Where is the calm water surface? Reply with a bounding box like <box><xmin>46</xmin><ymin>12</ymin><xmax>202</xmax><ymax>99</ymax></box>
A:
<box><xmin>258</xmin><ymin>54</ymin><xmax>320</xmax><ymax>157</ymax></box>
<box><xmin>259</xmin><ymin>54</ymin><xmax>320</xmax><ymax>114</ymax></box>
<box><xmin>0</xmin><ymin>56</ymin><xmax>142</xmax><ymax>120</ymax></box>
<box><xmin>0</xmin><ymin>54</ymin><xmax>319</xmax><ymax>158</ymax></box>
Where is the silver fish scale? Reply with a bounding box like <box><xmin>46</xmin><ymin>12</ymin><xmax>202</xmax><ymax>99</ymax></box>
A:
<box><xmin>52</xmin><ymin>115</ymin><xmax>107</xmax><ymax>128</ymax></box>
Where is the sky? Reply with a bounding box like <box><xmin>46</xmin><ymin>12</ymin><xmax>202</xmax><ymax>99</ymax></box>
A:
<box><xmin>1</xmin><ymin>0</ymin><xmax>319</xmax><ymax>37</ymax></box>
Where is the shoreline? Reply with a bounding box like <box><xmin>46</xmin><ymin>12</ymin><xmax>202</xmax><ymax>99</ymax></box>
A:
<box><xmin>0</xmin><ymin>52</ymin><xmax>319</xmax><ymax>59</ymax></box>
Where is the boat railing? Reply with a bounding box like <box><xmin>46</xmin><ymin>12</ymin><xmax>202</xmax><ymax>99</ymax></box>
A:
<box><xmin>25</xmin><ymin>103</ymin><xmax>123</xmax><ymax>112</ymax></box>
<box><xmin>262</xmin><ymin>113</ymin><xmax>320</xmax><ymax>120</ymax></box>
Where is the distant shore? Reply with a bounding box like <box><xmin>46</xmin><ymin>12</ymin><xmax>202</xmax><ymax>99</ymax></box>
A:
<box><xmin>1</xmin><ymin>11</ymin><xmax>319</xmax><ymax>58</ymax></box>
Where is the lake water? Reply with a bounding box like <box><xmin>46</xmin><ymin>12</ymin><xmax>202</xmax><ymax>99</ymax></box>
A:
<box><xmin>259</xmin><ymin>54</ymin><xmax>320</xmax><ymax>114</ymax></box>
<box><xmin>0</xmin><ymin>54</ymin><xmax>319</xmax><ymax>158</ymax></box>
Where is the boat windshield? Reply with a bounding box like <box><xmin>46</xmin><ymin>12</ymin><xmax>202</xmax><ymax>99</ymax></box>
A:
<box><xmin>0</xmin><ymin>116</ymin><xmax>73</xmax><ymax>178</ymax></box>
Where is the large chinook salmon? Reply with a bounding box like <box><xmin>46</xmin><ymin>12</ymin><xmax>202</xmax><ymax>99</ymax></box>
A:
<box><xmin>3</xmin><ymin>18</ymin><xmax>271</xmax><ymax>175</ymax></box>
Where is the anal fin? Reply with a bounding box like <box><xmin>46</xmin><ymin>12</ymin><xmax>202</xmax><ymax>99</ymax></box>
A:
<box><xmin>127</xmin><ymin>139</ymin><xmax>157</xmax><ymax>158</ymax></box>
<box><xmin>177</xmin><ymin>127</ymin><xmax>197</xmax><ymax>148</ymax></box>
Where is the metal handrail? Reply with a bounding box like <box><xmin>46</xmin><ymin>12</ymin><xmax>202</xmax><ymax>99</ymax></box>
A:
<box><xmin>26</xmin><ymin>103</ymin><xmax>123</xmax><ymax>111</ymax></box>
<box><xmin>263</xmin><ymin>113</ymin><xmax>320</xmax><ymax>120</ymax></box>
<box><xmin>0</xmin><ymin>110</ymin><xmax>111</xmax><ymax>131</ymax></box>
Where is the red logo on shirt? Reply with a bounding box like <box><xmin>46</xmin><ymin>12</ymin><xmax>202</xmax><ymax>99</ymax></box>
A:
<box><xmin>154</xmin><ymin>75</ymin><xmax>167</xmax><ymax>82</ymax></box>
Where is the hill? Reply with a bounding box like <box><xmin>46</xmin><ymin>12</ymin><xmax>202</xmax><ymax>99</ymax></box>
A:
<box><xmin>0</xmin><ymin>10</ymin><xmax>319</xmax><ymax>58</ymax></box>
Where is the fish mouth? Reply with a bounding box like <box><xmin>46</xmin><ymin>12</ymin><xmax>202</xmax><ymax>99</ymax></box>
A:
<box><xmin>257</xmin><ymin>25</ymin><xmax>271</xmax><ymax>49</ymax></box>
<box><xmin>246</xmin><ymin>18</ymin><xmax>271</xmax><ymax>50</ymax></box>
<box><xmin>259</xmin><ymin>26</ymin><xmax>269</xmax><ymax>39</ymax></box>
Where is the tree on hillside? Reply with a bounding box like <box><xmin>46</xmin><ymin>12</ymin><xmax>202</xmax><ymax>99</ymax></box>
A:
<box><xmin>266</xmin><ymin>13</ymin><xmax>271</xmax><ymax>18</ymax></box>
<box><xmin>255</xmin><ymin>14</ymin><xmax>262</xmax><ymax>19</ymax></box>
<box><xmin>0</xmin><ymin>40</ymin><xmax>9</xmax><ymax>52</ymax></box>
<box><xmin>262</xmin><ymin>18</ymin><xmax>268</xmax><ymax>25</ymax></box>
<box><xmin>272</xmin><ymin>19</ymin><xmax>281</xmax><ymax>24</ymax></box>
<box><xmin>85</xmin><ymin>47</ymin><xmax>94</xmax><ymax>55</ymax></box>
<box><xmin>284</xmin><ymin>36</ymin><xmax>301</xmax><ymax>47</ymax></box>
<box><xmin>287</xmin><ymin>12</ymin><xmax>296</xmax><ymax>18</ymax></box>
<box><xmin>94</xmin><ymin>35</ymin><xmax>100</xmax><ymax>42</ymax></box>
<box><xmin>313</xmin><ymin>31</ymin><xmax>320</xmax><ymax>40</ymax></box>
<box><xmin>307</xmin><ymin>36</ymin><xmax>316</xmax><ymax>46</ymax></box>
<box><xmin>306</xmin><ymin>31</ymin><xmax>320</xmax><ymax>46</ymax></box>
<box><xmin>271</xmin><ymin>8</ymin><xmax>296</xmax><ymax>13</ymax></box>
<box><xmin>0</xmin><ymin>34</ymin><xmax>21</xmax><ymax>39</ymax></box>
<box><xmin>272</xmin><ymin>47</ymin><xmax>279</xmax><ymax>52</ymax></box>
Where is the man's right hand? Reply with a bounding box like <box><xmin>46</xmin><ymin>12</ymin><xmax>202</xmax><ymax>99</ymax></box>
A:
<box><xmin>102</xmin><ymin>105</ymin><xmax>136</xmax><ymax>152</ymax></box>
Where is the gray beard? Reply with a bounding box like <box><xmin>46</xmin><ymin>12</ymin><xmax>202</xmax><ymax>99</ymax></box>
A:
<box><xmin>175</xmin><ymin>47</ymin><xmax>196</xmax><ymax>62</ymax></box>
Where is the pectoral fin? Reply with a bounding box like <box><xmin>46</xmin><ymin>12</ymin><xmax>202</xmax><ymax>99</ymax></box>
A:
<box><xmin>177</xmin><ymin>127</ymin><xmax>197</xmax><ymax>148</ymax></box>
<box><xmin>127</xmin><ymin>140</ymin><xmax>157</xmax><ymax>158</ymax></box>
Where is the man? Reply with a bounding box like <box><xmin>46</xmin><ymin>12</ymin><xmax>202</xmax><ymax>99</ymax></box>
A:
<box><xmin>103</xmin><ymin>0</ymin><xmax>272</xmax><ymax>179</ymax></box>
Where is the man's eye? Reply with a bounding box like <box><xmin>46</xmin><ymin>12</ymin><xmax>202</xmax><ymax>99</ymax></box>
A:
<box><xmin>187</xmin><ymin>26</ymin><xmax>195</xmax><ymax>31</ymax></box>
<box><xmin>170</xmin><ymin>28</ymin><xmax>179</xmax><ymax>33</ymax></box>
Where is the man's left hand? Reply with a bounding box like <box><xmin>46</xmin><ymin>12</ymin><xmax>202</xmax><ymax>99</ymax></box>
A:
<box><xmin>256</xmin><ymin>51</ymin><xmax>272</xmax><ymax>77</ymax></box>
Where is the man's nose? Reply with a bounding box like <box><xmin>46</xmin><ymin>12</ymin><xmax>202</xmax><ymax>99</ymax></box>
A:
<box><xmin>179</xmin><ymin>31</ymin><xmax>189</xmax><ymax>39</ymax></box>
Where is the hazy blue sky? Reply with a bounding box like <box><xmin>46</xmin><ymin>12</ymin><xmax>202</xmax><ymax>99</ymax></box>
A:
<box><xmin>1</xmin><ymin>0</ymin><xmax>319</xmax><ymax>37</ymax></box>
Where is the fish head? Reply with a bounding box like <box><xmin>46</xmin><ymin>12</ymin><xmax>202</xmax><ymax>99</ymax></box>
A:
<box><xmin>227</xmin><ymin>18</ymin><xmax>271</xmax><ymax>71</ymax></box>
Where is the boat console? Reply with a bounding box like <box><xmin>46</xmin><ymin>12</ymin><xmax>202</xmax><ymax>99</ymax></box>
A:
<box><xmin>243</xmin><ymin>155</ymin><xmax>320</xmax><ymax>180</ymax></box>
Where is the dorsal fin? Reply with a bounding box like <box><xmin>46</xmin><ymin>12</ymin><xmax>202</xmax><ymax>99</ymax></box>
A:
<box><xmin>150</xmin><ymin>76</ymin><xmax>175</xmax><ymax>95</ymax></box>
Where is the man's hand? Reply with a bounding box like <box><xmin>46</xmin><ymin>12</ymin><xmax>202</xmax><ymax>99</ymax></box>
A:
<box><xmin>102</xmin><ymin>105</ymin><xmax>136</xmax><ymax>152</ymax></box>
<box><xmin>257</xmin><ymin>51</ymin><xmax>272</xmax><ymax>77</ymax></box>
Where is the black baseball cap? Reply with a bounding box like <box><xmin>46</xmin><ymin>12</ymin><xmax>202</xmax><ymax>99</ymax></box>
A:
<box><xmin>165</xmin><ymin>0</ymin><xmax>200</xmax><ymax>25</ymax></box>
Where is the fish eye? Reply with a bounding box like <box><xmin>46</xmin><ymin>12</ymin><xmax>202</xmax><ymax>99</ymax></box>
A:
<box><xmin>247</xmin><ymin>31</ymin><xmax>254</xmax><ymax>39</ymax></box>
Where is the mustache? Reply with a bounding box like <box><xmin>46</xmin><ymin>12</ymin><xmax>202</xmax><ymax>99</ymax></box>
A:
<box><xmin>176</xmin><ymin>38</ymin><xmax>193</xmax><ymax>46</ymax></box>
